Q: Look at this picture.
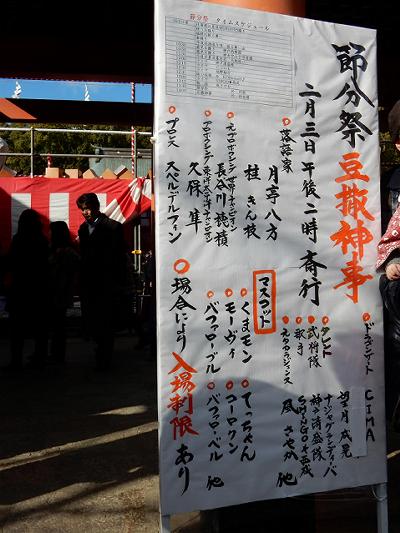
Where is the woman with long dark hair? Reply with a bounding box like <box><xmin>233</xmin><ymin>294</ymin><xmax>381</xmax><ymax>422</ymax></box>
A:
<box><xmin>5</xmin><ymin>209</ymin><xmax>49</xmax><ymax>371</ymax></box>
<box><xmin>48</xmin><ymin>221</ymin><xmax>80</xmax><ymax>364</ymax></box>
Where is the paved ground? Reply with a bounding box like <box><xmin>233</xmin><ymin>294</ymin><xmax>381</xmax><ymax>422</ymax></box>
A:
<box><xmin>0</xmin><ymin>319</ymin><xmax>399</xmax><ymax>532</ymax></box>
<box><xmin>0</xmin><ymin>326</ymin><xmax>161</xmax><ymax>533</ymax></box>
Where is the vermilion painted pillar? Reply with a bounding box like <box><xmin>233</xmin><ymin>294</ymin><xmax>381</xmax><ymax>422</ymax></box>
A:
<box><xmin>202</xmin><ymin>0</ymin><xmax>305</xmax><ymax>17</ymax></box>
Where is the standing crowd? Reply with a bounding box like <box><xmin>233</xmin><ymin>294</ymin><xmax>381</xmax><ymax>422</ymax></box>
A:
<box><xmin>1</xmin><ymin>102</ymin><xmax>400</xmax><ymax>425</ymax></box>
<box><xmin>0</xmin><ymin>192</ymin><xmax>141</xmax><ymax>373</ymax></box>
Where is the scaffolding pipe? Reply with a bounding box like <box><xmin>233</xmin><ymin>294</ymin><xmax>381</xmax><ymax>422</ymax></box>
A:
<box><xmin>134</xmin><ymin>129</ymin><xmax>137</xmax><ymax>179</ymax></box>
<box><xmin>0</xmin><ymin>126</ymin><xmax>152</xmax><ymax>171</ymax></box>
<box><xmin>30</xmin><ymin>127</ymin><xmax>34</xmax><ymax>178</ymax></box>
<box><xmin>4</xmin><ymin>152</ymin><xmax>151</xmax><ymax>159</ymax></box>
<box><xmin>0</xmin><ymin>126</ymin><xmax>152</xmax><ymax>136</ymax></box>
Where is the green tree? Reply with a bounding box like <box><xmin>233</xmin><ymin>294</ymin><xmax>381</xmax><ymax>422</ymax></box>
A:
<box><xmin>380</xmin><ymin>131</ymin><xmax>400</xmax><ymax>173</ymax></box>
<box><xmin>0</xmin><ymin>123</ymin><xmax>151</xmax><ymax>176</ymax></box>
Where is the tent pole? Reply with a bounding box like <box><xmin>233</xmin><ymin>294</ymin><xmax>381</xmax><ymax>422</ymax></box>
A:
<box><xmin>160</xmin><ymin>514</ymin><xmax>170</xmax><ymax>533</ymax></box>
<box><xmin>30</xmin><ymin>127</ymin><xmax>34</xmax><ymax>177</ymax></box>
<box><xmin>375</xmin><ymin>483</ymin><xmax>389</xmax><ymax>533</ymax></box>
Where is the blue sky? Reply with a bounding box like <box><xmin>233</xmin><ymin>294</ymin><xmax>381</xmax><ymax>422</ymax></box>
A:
<box><xmin>0</xmin><ymin>78</ymin><xmax>152</xmax><ymax>103</ymax></box>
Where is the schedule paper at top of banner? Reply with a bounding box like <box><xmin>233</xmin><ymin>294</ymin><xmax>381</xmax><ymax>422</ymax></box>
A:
<box><xmin>165</xmin><ymin>15</ymin><xmax>294</xmax><ymax>106</ymax></box>
<box><xmin>154</xmin><ymin>0</ymin><xmax>386</xmax><ymax>516</ymax></box>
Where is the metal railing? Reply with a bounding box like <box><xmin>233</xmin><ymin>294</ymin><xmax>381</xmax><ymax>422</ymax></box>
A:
<box><xmin>0</xmin><ymin>126</ymin><xmax>152</xmax><ymax>178</ymax></box>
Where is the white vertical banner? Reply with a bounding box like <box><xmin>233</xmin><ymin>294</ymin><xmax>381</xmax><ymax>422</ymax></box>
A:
<box><xmin>11</xmin><ymin>193</ymin><xmax>31</xmax><ymax>236</ymax></box>
<box><xmin>49</xmin><ymin>193</ymin><xmax>70</xmax><ymax>225</ymax></box>
<box><xmin>154</xmin><ymin>0</ymin><xmax>386</xmax><ymax>515</ymax></box>
<box><xmin>97</xmin><ymin>193</ymin><xmax>107</xmax><ymax>214</ymax></box>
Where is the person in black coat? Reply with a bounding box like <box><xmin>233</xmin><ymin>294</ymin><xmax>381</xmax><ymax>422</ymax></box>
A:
<box><xmin>4</xmin><ymin>209</ymin><xmax>49</xmax><ymax>371</ymax></box>
<box><xmin>376</xmin><ymin>99</ymin><xmax>400</xmax><ymax>424</ymax></box>
<box><xmin>76</xmin><ymin>193</ymin><xmax>127</xmax><ymax>371</ymax></box>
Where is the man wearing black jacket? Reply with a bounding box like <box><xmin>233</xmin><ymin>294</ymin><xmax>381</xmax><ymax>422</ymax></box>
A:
<box><xmin>76</xmin><ymin>193</ymin><xmax>127</xmax><ymax>371</ymax></box>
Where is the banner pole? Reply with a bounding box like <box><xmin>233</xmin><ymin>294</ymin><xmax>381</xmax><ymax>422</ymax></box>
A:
<box><xmin>131</xmin><ymin>82</ymin><xmax>136</xmax><ymax>178</ymax></box>
<box><xmin>160</xmin><ymin>514</ymin><xmax>171</xmax><ymax>533</ymax></box>
<box><xmin>375</xmin><ymin>483</ymin><xmax>389</xmax><ymax>533</ymax></box>
<box><xmin>30</xmin><ymin>127</ymin><xmax>34</xmax><ymax>177</ymax></box>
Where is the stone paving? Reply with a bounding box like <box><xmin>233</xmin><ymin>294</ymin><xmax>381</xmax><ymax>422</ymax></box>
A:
<box><xmin>0</xmin><ymin>323</ymin><xmax>399</xmax><ymax>532</ymax></box>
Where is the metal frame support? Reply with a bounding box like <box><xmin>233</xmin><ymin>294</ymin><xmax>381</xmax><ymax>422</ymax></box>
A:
<box><xmin>133</xmin><ymin>129</ymin><xmax>137</xmax><ymax>179</ymax></box>
<box><xmin>0</xmin><ymin>126</ymin><xmax>152</xmax><ymax>177</ymax></box>
<box><xmin>160</xmin><ymin>514</ymin><xmax>171</xmax><ymax>533</ymax></box>
<box><xmin>30</xmin><ymin>127</ymin><xmax>34</xmax><ymax>177</ymax></box>
<box><xmin>375</xmin><ymin>482</ymin><xmax>389</xmax><ymax>533</ymax></box>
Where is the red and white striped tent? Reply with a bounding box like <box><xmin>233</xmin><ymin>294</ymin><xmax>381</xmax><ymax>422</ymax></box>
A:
<box><xmin>0</xmin><ymin>176</ymin><xmax>152</xmax><ymax>249</ymax></box>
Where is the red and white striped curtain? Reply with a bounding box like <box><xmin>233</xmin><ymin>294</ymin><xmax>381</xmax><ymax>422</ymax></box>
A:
<box><xmin>0</xmin><ymin>176</ymin><xmax>151</xmax><ymax>248</ymax></box>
